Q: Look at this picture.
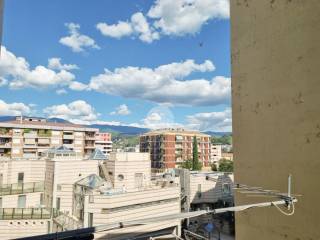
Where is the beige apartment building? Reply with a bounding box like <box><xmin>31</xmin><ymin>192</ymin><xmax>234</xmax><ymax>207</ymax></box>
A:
<box><xmin>140</xmin><ymin>128</ymin><xmax>211</xmax><ymax>169</ymax></box>
<box><xmin>0</xmin><ymin>116</ymin><xmax>98</xmax><ymax>159</ymax></box>
<box><xmin>0</xmin><ymin>149</ymin><xmax>181</xmax><ymax>239</ymax></box>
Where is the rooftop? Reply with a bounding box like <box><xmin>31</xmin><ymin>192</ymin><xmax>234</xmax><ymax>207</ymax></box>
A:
<box><xmin>141</xmin><ymin>128</ymin><xmax>210</xmax><ymax>137</ymax></box>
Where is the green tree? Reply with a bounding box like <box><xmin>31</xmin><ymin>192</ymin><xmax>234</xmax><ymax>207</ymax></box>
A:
<box><xmin>218</xmin><ymin>158</ymin><xmax>234</xmax><ymax>172</ymax></box>
<box><xmin>192</xmin><ymin>136</ymin><xmax>202</xmax><ymax>170</ymax></box>
<box><xmin>180</xmin><ymin>159</ymin><xmax>193</xmax><ymax>170</ymax></box>
<box><xmin>211</xmin><ymin>163</ymin><xmax>218</xmax><ymax>171</ymax></box>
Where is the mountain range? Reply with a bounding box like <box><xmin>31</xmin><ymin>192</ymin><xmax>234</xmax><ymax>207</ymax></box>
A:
<box><xmin>0</xmin><ymin>116</ymin><xmax>231</xmax><ymax>137</ymax></box>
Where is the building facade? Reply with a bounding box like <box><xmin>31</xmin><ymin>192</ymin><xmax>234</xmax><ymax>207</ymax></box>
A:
<box><xmin>0</xmin><ymin>150</ymin><xmax>181</xmax><ymax>239</ymax></box>
<box><xmin>0</xmin><ymin>116</ymin><xmax>98</xmax><ymax>159</ymax></box>
<box><xmin>210</xmin><ymin>144</ymin><xmax>222</xmax><ymax>165</ymax></box>
<box><xmin>95</xmin><ymin>132</ymin><xmax>112</xmax><ymax>156</ymax></box>
<box><xmin>140</xmin><ymin>128</ymin><xmax>211</xmax><ymax>168</ymax></box>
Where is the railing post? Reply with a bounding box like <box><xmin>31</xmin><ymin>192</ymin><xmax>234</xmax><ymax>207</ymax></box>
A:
<box><xmin>41</xmin><ymin>208</ymin><xmax>43</xmax><ymax>219</ymax></box>
<box><xmin>12</xmin><ymin>208</ymin><xmax>15</xmax><ymax>219</ymax></box>
<box><xmin>31</xmin><ymin>208</ymin><xmax>34</xmax><ymax>219</ymax></box>
<box><xmin>33</xmin><ymin>182</ymin><xmax>35</xmax><ymax>192</ymax></box>
<box><xmin>22</xmin><ymin>182</ymin><xmax>24</xmax><ymax>194</ymax></box>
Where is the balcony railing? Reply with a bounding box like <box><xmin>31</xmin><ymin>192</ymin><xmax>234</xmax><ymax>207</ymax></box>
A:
<box><xmin>0</xmin><ymin>208</ymin><xmax>53</xmax><ymax>220</ymax></box>
<box><xmin>0</xmin><ymin>182</ymin><xmax>44</xmax><ymax>196</ymax></box>
<box><xmin>0</xmin><ymin>143</ymin><xmax>11</xmax><ymax>148</ymax></box>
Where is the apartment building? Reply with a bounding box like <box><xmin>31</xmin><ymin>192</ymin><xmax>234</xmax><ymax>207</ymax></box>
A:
<box><xmin>140</xmin><ymin>128</ymin><xmax>211</xmax><ymax>169</ymax></box>
<box><xmin>0</xmin><ymin>146</ymin><xmax>100</xmax><ymax>239</ymax></box>
<box><xmin>210</xmin><ymin>144</ymin><xmax>222</xmax><ymax>165</ymax></box>
<box><xmin>95</xmin><ymin>132</ymin><xmax>112</xmax><ymax>156</ymax></box>
<box><xmin>0</xmin><ymin>149</ymin><xmax>181</xmax><ymax>239</ymax></box>
<box><xmin>0</xmin><ymin>116</ymin><xmax>98</xmax><ymax>158</ymax></box>
<box><xmin>74</xmin><ymin>152</ymin><xmax>181</xmax><ymax>239</ymax></box>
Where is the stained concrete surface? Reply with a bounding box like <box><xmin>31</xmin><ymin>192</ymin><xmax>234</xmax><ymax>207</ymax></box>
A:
<box><xmin>231</xmin><ymin>0</ymin><xmax>320</xmax><ymax>239</ymax></box>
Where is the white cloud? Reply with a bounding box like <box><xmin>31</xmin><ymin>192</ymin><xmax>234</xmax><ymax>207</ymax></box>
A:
<box><xmin>96</xmin><ymin>21</ymin><xmax>133</xmax><ymax>39</ymax></box>
<box><xmin>97</xmin><ymin>12</ymin><xmax>159</xmax><ymax>43</ymax></box>
<box><xmin>43</xmin><ymin>100</ymin><xmax>100</xmax><ymax>125</ymax></box>
<box><xmin>56</xmin><ymin>89</ymin><xmax>67</xmax><ymax>95</ymax></box>
<box><xmin>48</xmin><ymin>58</ymin><xmax>78</xmax><ymax>71</ymax></box>
<box><xmin>148</xmin><ymin>0</ymin><xmax>229</xmax><ymax>36</ymax></box>
<box><xmin>110</xmin><ymin>104</ymin><xmax>131</xmax><ymax>116</ymax></box>
<box><xmin>60</xmin><ymin>23</ymin><xmax>100</xmax><ymax>52</ymax></box>
<box><xmin>0</xmin><ymin>99</ymin><xmax>32</xmax><ymax>116</ymax></box>
<box><xmin>0</xmin><ymin>77</ymin><xmax>7</xmax><ymax>86</ymax></box>
<box><xmin>89</xmin><ymin>59</ymin><xmax>230</xmax><ymax>106</ymax></box>
<box><xmin>68</xmin><ymin>81</ymin><xmax>88</xmax><ymax>91</ymax></box>
<box><xmin>131</xmin><ymin>12</ymin><xmax>160</xmax><ymax>43</ymax></box>
<box><xmin>186</xmin><ymin>107</ymin><xmax>232</xmax><ymax>132</ymax></box>
<box><xmin>0</xmin><ymin>46</ymin><xmax>75</xmax><ymax>89</ymax></box>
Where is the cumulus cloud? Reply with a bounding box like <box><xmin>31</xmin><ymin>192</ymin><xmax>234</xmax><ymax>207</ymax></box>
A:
<box><xmin>48</xmin><ymin>58</ymin><xmax>78</xmax><ymax>71</ymax></box>
<box><xmin>60</xmin><ymin>23</ymin><xmax>100</xmax><ymax>52</ymax></box>
<box><xmin>68</xmin><ymin>81</ymin><xmax>88</xmax><ymax>91</ymax></box>
<box><xmin>0</xmin><ymin>46</ymin><xmax>75</xmax><ymax>89</ymax></box>
<box><xmin>89</xmin><ymin>59</ymin><xmax>230</xmax><ymax>106</ymax></box>
<box><xmin>56</xmin><ymin>89</ymin><xmax>67</xmax><ymax>95</ymax></box>
<box><xmin>110</xmin><ymin>104</ymin><xmax>131</xmax><ymax>116</ymax></box>
<box><xmin>186</xmin><ymin>107</ymin><xmax>232</xmax><ymax>132</ymax></box>
<box><xmin>148</xmin><ymin>0</ymin><xmax>229</xmax><ymax>36</ymax></box>
<box><xmin>96</xmin><ymin>21</ymin><xmax>133</xmax><ymax>39</ymax></box>
<box><xmin>97</xmin><ymin>12</ymin><xmax>159</xmax><ymax>43</ymax></box>
<box><xmin>43</xmin><ymin>100</ymin><xmax>100</xmax><ymax>125</ymax></box>
<box><xmin>0</xmin><ymin>77</ymin><xmax>7</xmax><ymax>86</ymax></box>
<box><xmin>0</xmin><ymin>99</ymin><xmax>32</xmax><ymax>116</ymax></box>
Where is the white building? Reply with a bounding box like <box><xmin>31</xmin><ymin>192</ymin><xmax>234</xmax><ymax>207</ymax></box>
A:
<box><xmin>210</xmin><ymin>144</ymin><xmax>222</xmax><ymax>165</ymax></box>
<box><xmin>0</xmin><ymin>149</ymin><xmax>181</xmax><ymax>239</ymax></box>
<box><xmin>95</xmin><ymin>132</ymin><xmax>112</xmax><ymax>156</ymax></box>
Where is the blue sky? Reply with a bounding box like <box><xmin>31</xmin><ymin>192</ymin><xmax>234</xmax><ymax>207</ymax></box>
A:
<box><xmin>0</xmin><ymin>0</ymin><xmax>231</xmax><ymax>131</ymax></box>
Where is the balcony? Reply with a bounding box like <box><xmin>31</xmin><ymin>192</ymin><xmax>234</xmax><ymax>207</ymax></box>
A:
<box><xmin>85</xmin><ymin>144</ymin><xmax>95</xmax><ymax>149</ymax></box>
<box><xmin>0</xmin><ymin>128</ymin><xmax>12</xmax><ymax>138</ymax></box>
<box><xmin>0</xmin><ymin>142</ymin><xmax>11</xmax><ymax>148</ymax></box>
<box><xmin>0</xmin><ymin>182</ymin><xmax>44</xmax><ymax>196</ymax></box>
<box><xmin>63</xmin><ymin>134</ymin><xmax>74</xmax><ymax>140</ymax></box>
<box><xmin>0</xmin><ymin>208</ymin><xmax>52</xmax><ymax>220</ymax></box>
<box><xmin>24</xmin><ymin>132</ymin><xmax>37</xmax><ymax>138</ymax></box>
<box><xmin>85</xmin><ymin>135</ymin><xmax>96</xmax><ymax>140</ymax></box>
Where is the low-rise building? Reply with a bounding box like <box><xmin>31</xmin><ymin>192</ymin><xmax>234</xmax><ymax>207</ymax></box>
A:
<box><xmin>0</xmin><ymin>150</ymin><xmax>181</xmax><ymax>239</ymax></box>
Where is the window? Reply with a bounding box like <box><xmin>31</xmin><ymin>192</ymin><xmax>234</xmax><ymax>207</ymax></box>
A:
<box><xmin>57</xmin><ymin>185</ymin><xmax>62</xmax><ymax>191</ymax></box>
<box><xmin>56</xmin><ymin>197</ymin><xmax>61</xmax><ymax>210</ymax></box>
<box><xmin>223</xmin><ymin>183</ymin><xmax>231</xmax><ymax>194</ymax></box>
<box><xmin>88</xmin><ymin>213</ymin><xmax>93</xmax><ymax>227</ymax></box>
<box><xmin>197</xmin><ymin>184</ymin><xmax>202</xmax><ymax>198</ymax></box>
<box><xmin>40</xmin><ymin>193</ymin><xmax>44</xmax><ymax>205</ymax></box>
<box><xmin>134</xmin><ymin>173</ymin><xmax>143</xmax><ymax>188</ymax></box>
<box><xmin>18</xmin><ymin>172</ymin><xmax>24</xmax><ymax>184</ymax></box>
<box><xmin>0</xmin><ymin>197</ymin><xmax>2</xmax><ymax>208</ymax></box>
<box><xmin>18</xmin><ymin>195</ymin><xmax>26</xmax><ymax>208</ymax></box>
<box><xmin>89</xmin><ymin>195</ymin><xmax>94</xmax><ymax>203</ymax></box>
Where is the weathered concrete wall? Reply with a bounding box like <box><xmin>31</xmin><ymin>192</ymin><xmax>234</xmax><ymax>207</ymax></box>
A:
<box><xmin>231</xmin><ymin>1</ymin><xmax>320</xmax><ymax>239</ymax></box>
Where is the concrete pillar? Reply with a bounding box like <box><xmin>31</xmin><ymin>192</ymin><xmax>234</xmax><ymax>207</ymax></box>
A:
<box><xmin>231</xmin><ymin>1</ymin><xmax>320</xmax><ymax>239</ymax></box>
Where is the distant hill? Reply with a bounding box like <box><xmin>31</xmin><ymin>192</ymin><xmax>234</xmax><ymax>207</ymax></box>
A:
<box><xmin>204</xmin><ymin>131</ymin><xmax>232</xmax><ymax>137</ymax></box>
<box><xmin>0</xmin><ymin>115</ymin><xmax>231</xmax><ymax>137</ymax></box>
<box><xmin>90</xmin><ymin>124</ymin><xmax>149</xmax><ymax>136</ymax></box>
